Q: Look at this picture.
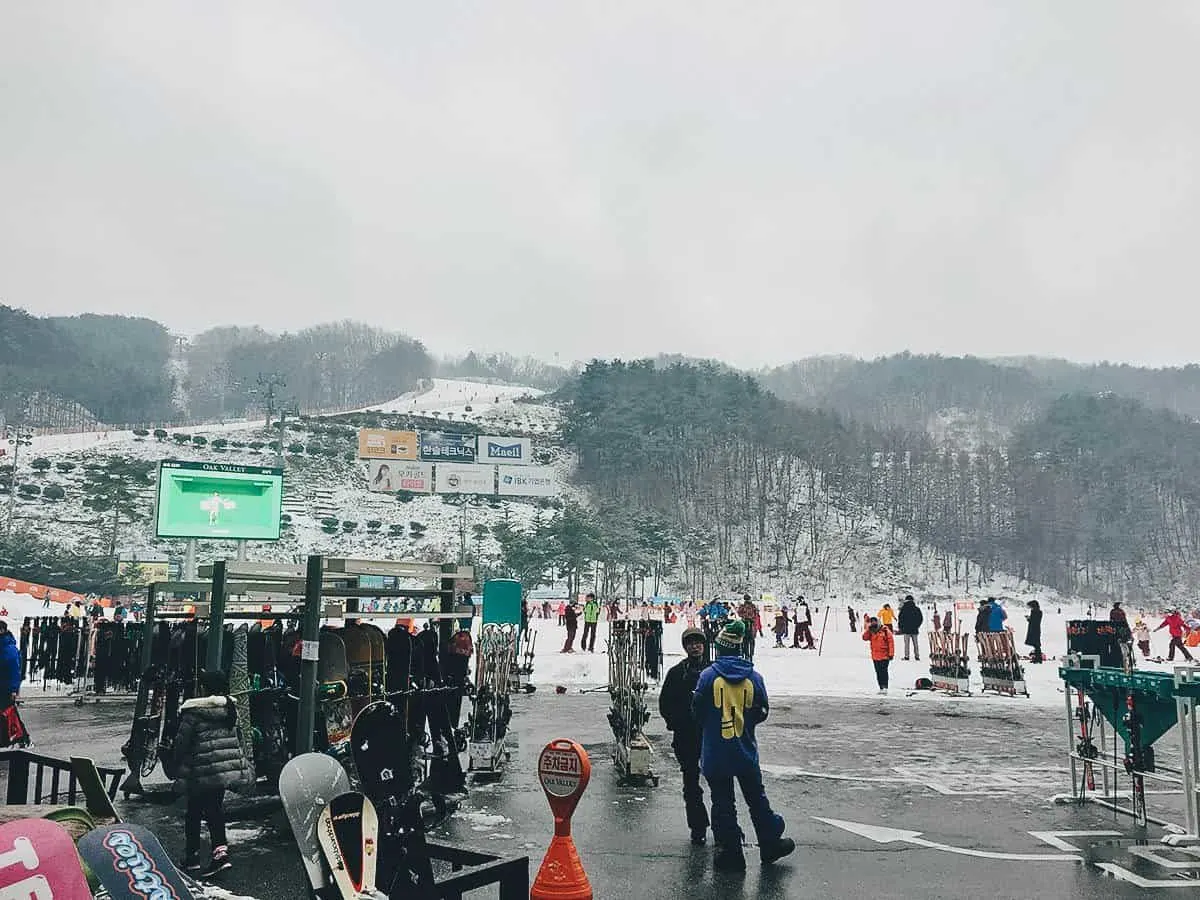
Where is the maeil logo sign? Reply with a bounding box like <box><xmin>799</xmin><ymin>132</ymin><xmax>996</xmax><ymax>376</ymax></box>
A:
<box><xmin>479</xmin><ymin>435</ymin><xmax>532</xmax><ymax>465</ymax></box>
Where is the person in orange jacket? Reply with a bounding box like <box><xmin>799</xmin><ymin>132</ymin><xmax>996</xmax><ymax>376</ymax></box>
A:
<box><xmin>863</xmin><ymin>616</ymin><xmax>895</xmax><ymax>694</ymax></box>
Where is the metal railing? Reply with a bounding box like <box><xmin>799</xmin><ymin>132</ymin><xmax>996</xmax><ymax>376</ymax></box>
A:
<box><xmin>1</xmin><ymin>750</ymin><xmax>121</xmax><ymax>805</ymax></box>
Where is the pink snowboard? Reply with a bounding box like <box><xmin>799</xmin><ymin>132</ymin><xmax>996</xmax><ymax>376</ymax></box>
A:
<box><xmin>0</xmin><ymin>818</ymin><xmax>92</xmax><ymax>900</ymax></box>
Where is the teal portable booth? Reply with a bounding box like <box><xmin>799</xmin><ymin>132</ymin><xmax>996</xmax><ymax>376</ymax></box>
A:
<box><xmin>482</xmin><ymin>578</ymin><xmax>522</xmax><ymax>627</ymax></box>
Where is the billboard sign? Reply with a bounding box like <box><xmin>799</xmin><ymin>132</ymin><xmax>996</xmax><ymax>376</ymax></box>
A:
<box><xmin>155</xmin><ymin>461</ymin><xmax>283</xmax><ymax>541</ymax></box>
<box><xmin>367</xmin><ymin>459</ymin><xmax>434</xmax><ymax>493</ymax></box>
<box><xmin>436</xmin><ymin>463</ymin><xmax>495</xmax><ymax>495</ymax></box>
<box><xmin>358</xmin><ymin>429</ymin><xmax>419</xmax><ymax>460</ymax></box>
<box><xmin>496</xmin><ymin>464</ymin><xmax>558</xmax><ymax>497</ymax></box>
<box><xmin>419</xmin><ymin>432</ymin><xmax>477</xmax><ymax>463</ymax></box>
<box><xmin>118</xmin><ymin>559</ymin><xmax>170</xmax><ymax>586</ymax></box>
<box><xmin>478</xmin><ymin>435</ymin><xmax>533</xmax><ymax>465</ymax></box>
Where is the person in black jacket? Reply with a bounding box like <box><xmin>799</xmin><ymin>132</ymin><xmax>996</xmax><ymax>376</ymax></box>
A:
<box><xmin>658</xmin><ymin>627</ymin><xmax>710</xmax><ymax>845</ymax></box>
<box><xmin>1025</xmin><ymin>600</ymin><xmax>1043</xmax><ymax>663</ymax></box>
<box><xmin>974</xmin><ymin>598</ymin><xmax>993</xmax><ymax>634</ymax></box>
<box><xmin>171</xmin><ymin>670</ymin><xmax>251</xmax><ymax>876</ymax></box>
<box><xmin>897</xmin><ymin>596</ymin><xmax>924</xmax><ymax>661</ymax></box>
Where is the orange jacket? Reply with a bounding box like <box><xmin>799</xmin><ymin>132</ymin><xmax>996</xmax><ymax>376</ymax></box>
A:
<box><xmin>863</xmin><ymin>626</ymin><xmax>894</xmax><ymax>661</ymax></box>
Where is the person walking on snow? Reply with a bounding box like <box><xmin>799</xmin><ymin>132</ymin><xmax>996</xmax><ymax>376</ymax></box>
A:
<box><xmin>1110</xmin><ymin>601</ymin><xmax>1132</xmax><ymax>645</ymax></box>
<box><xmin>561</xmin><ymin>600</ymin><xmax>580</xmax><ymax>653</ymax></box>
<box><xmin>863</xmin><ymin>616</ymin><xmax>895</xmax><ymax>694</ymax></box>
<box><xmin>1133</xmin><ymin>618</ymin><xmax>1151</xmax><ymax>659</ymax></box>
<box><xmin>171</xmin><ymin>670</ymin><xmax>252</xmax><ymax>876</ymax></box>
<box><xmin>738</xmin><ymin>596</ymin><xmax>759</xmax><ymax>662</ymax></box>
<box><xmin>897</xmin><ymin>595</ymin><xmax>923</xmax><ymax>661</ymax></box>
<box><xmin>1025</xmin><ymin>600</ymin><xmax>1043</xmax><ymax>663</ymax></box>
<box><xmin>988</xmin><ymin>597</ymin><xmax>1008</xmax><ymax>632</ymax></box>
<box><xmin>773</xmin><ymin>607</ymin><xmax>789</xmax><ymax>648</ymax></box>
<box><xmin>581</xmin><ymin>594</ymin><xmax>600</xmax><ymax>652</ymax></box>
<box><xmin>691</xmin><ymin>619</ymin><xmax>795</xmax><ymax>871</ymax></box>
<box><xmin>792</xmin><ymin>598</ymin><xmax>815</xmax><ymax>649</ymax></box>
<box><xmin>877</xmin><ymin>603</ymin><xmax>895</xmax><ymax>631</ymax></box>
<box><xmin>659</xmin><ymin>627</ymin><xmax>711</xmax><ymax>845</ymax></box>
<box><xmin>1155</xmin><ymin>609</ymin><xmax>1193</xmax><ymax>662</ymax></box>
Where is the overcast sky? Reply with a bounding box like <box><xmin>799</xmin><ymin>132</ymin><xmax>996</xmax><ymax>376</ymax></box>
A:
<box><xmin>3</xmin><ymin>3</ymin><xmax>1200</xmax><ymax>369</ymax></box>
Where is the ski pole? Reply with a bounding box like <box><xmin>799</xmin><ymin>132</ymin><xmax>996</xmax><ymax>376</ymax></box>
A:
<box><xmin>816</xmin><ymin>607</ymin><xmax>830</xmax><ymax>657</ymax></box>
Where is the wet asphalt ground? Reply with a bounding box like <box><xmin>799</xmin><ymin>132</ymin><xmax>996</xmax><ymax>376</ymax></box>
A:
<box><xmin>11</xmin><ymin>686</ymin><xmax>1200</xmax><ymax>899</ymax></box>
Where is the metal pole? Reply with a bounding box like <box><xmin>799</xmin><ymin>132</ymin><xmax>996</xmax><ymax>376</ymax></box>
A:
<box><xmin>1065</xmin><ymin>681</ymin><xmax>1079</xmax><ymax>800</ymax></box>
<box><xmin>184</xmin><ymin>539</ymin><xmax>197</xmax><ymax>581</ymax></box>
<box><xmin>205</xmin><ymin>560</ymin><xmax>228</xmax><ymax>673</ymax></box>
<box><xmin>139</xmin><ymin>585</ymin><xmax>157</xmax><ymax>675</ymax></box>
<box><xmin>296</xmin><ymin>554</ymin><xmax>323</xmax><ymax>755</ymax></box>
<box><xmin>1178</xmin><ymin>698</ymin><xmax>1196</xmax><ymax>836</ymax></box>
<box><xmin>236</xmin><ymin>540</ymin><xmax>247</xmax><ymax>562</ymax></box>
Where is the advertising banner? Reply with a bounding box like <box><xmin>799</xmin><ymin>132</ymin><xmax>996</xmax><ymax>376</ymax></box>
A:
<box><xmin>419</xmin><ymin>432</ymin><xmax>477</xmax><ymax>463</ymax></box>
<box><xmin>358</xmin><ymin>429</ymin><xmax>419</xmax><ymax>460</ymax></box>
<box><xmin>496</xmin><ymin>464</ymin><xmax>558</xmax><ymax>497</ymax></box>
<box><xmin>155</xmin><ymin>461</ymin><xmax>284</xmax><ymax>541</ymax></box>
<box><xmin>436</xmin><ymin>463</ymin><xmax>496</xmax><ymax>495</ymax></box>
<box><xmin>367</xmin><ymin>459</ymin><xmax>434</xmax><ymax>493</ymax></box>
<box><xmin>118</xmin><ymin>559</ymin><xmax>170</xmax><ymax>586</ymax></box>
<box><xmin>477</xmin><ymin>435</ymin><xmax>534</xmax><ymax>466</ymax></box>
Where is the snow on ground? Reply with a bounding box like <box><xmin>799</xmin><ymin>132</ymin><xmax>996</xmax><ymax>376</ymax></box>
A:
<box><xmin>359</xmin><ymin>377</ymin><xmax>548</xmax><ymax>424</ymax></box>
<box><xmin>519</xmin><ymin>602</ymin><xmax>1188</xmax><ymax>710</ymax></box>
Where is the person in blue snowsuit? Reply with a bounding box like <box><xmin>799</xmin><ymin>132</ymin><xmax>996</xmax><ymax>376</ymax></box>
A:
<box><xmin>988</xmin><ymin>598</ymin><xmax>1008</xmax><ymax>632</ymax></box>
<box><xmin>691</xmin><ymin>618</ymin><xmax>795</xmax><ymax>871</ymax></box>
<box><xmin>0</xmin><ymin>622</ymin><xmax>23</xmax><ymax>707</ymax></box>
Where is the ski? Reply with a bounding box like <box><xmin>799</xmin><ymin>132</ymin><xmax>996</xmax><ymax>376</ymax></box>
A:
<box><xmin>78</xmin><ymin>823</ymin><xmax>194</xmax><ymax>900</ymax></box>
<box><xmin>0</xmin><ymin>819</ymin><xmax>93</xmax><ymax>900</ymax></box>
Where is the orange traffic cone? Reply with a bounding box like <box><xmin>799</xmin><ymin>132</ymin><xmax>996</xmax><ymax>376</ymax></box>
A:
<box><xmin>531</xmin><ymin>740</ymin><xmax>592</xmax><ymax>900</ymax></box>
<box><xmin>530</xmin><ymin>830</ymin><xmax>591</xmax><ymax>900</ymax></box>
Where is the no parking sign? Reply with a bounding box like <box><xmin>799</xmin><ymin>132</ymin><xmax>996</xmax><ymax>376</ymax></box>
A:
<box><xmin>532</xmin><ymin>739</ymin><xmax>592</xmax><ymax>900</ymax></box>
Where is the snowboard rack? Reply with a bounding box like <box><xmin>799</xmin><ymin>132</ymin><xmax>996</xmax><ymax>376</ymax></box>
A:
<box><xmin>607</xmin><ymin>620</ymin><xmax>658</xmax><ymax>786</ymax></box>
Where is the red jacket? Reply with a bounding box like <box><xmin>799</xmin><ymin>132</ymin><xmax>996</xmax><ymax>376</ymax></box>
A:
<box><xmin>1159</xmin><ymin>612</ymin><xmax>1187</xmax><ymax>638</ymax></box>
<box><xmin>863</xmin><ymin>626</ymin><xmax>894</xmax><ymax>662</ymax></box>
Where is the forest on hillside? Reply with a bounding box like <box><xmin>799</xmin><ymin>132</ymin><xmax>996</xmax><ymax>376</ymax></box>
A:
<box><xmin>0</xmin><ymin>306</ymin><xmax>433</xmax><ymax>428</ymax></box>
<box><xmin>760</xmin><ymin>352</ymin><xmax>1200</xmax><ymax>440</ymax></box>
<box><xmin>559</xmin><ymin>360</ymin><xmax>1200</xmax><ymax>601</ymax></box>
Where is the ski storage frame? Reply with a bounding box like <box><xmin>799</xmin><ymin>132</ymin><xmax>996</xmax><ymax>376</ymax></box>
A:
<box><xmin>607</xmin><ymin>620</ymin><xmax>657</xmax><ymax>785</ymax></box>
<box><xmin>468</xmin><ymin>624</ymin><xmax>516</xmax><ymax>777</ymax></box>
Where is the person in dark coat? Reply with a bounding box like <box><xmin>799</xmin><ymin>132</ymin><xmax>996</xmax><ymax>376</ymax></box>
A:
<box><xmin>658</xmin><ymin>627</ymin><xmax>711</xmax><ymax>845</ymax></box>
<box><xmin>792</xmin><ymin>598</ymin><xmax>815</xmax><ymax>649</ymax></box>
<box><xmin>974</xmin><ymin>599</ymin><xmax>993</xmax><ymax>634</ymax></box>
<box><xmin>691</xmin><ymin>620</ymin><xmax>794</xmax><ymax>871</ymax></box>
<box><xmin>171</xmin><ymin>670</ymin><xmax>251</xmax><ymax>876</ymax></box>
<box><xmin>1025</xmin><ymin>600</ymin><xmax>1043</xmax><ymax>663</ymax></box>
<box><xmin>561</xmin><ymin>600</ymin><xmax>580</xmax><ymax>653</ymax></box>
<box><xmin>897</xmin><ymin>596</ymin><xmax>924</xmax><ymax>661</ymax></box>
<box><xmin>1110</xmin><ymin>602</ymin><xmax>1132</xmax><ymax>644</ymax></box>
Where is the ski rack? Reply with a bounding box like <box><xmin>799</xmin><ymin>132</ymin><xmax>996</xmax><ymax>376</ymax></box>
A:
<box><xmin>606</xmin><ymin>619</ymin><xmax>658</xmax><ymax>785</ymax></box>
<box><xmin>467</xmin><ymin>624</ymin><xmax>517</xmax><ymax>778</ymax></box>
<box><xmin>927</xmin><ymin>631</ymin><xmax>971</xmax><ymax>695</ymax></box>
<box><xmin>1057</xmin><ymin>654</ymin><xmax>1191</xmax><ymax>833</ymax></box>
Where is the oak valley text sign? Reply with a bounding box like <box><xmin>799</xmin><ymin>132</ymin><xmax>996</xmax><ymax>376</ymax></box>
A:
<box><xmin>366</xmin><ymin>460</ymin><xmax>434</xmax><ymax>493</ymax></box>
<box><xmin>419</xmin><ymin>432</ymin><xmax>477</xmax><ymax>463</ymax></box>
<box><xmin>478</xmin><ymin>435</ymin><xmax>533</xmax><ymax>465</ymax></box>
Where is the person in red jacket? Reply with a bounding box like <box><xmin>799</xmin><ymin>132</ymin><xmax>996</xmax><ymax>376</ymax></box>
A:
<box><xmin>1155</xmin><ymin>609</ymin><xmax>1193</xmax><ymax>662</ymax></box>
<box><xmin>862</xmin><ymin>616</ymin><xmax>895</xmax><ymax>694</ymax></box>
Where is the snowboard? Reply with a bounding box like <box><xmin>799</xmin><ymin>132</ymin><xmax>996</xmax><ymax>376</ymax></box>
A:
<box><xmin>319</xmin><ymin>629</ymin><xmax>353</xmax><ymax>748</ymax></box>
<box><xmin>0</xmin><ymin>818</ymin><xmax>92</xmax><ymax>900</ymax></box>
<box><xmin>351</xmin><ymin>701</ymin><xmax>411</xmax><ymax>813</ymax></box>
<box><xmin>341</xmin><ymin>624</ymin><xmax>373</xmax><ymax>713</ymax></box>
<box><xmin>362</xmin><ymin>624</ymin><xmax>387</xmax><ymax>700</ymax></box>
<box><xmin>78</xmin><ymin>824</ymin><xmax>194</xmax><ymax>900</ymax></box>
<box><xmin>230</xmin><ymin>625</ymin><xmax>256</xmax><ymax>787</ymax></box>
<box><xmin>279</xmin><ymin>753</ymin><xmax>352</xmax><ymax>896</ymax></box>
<box><xmin>317</xmin><ymin>792</ymin><xmax>380</xmax><ymax>900</ymax></box>
<box><xmin>69</xmin><ymin>757</ymin><xmax>121</xmax><ymax>823</ymax></box>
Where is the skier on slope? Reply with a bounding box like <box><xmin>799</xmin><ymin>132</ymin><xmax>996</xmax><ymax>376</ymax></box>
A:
<box><xmin>897</xmin><ymin>595</ymin><xmax>923</xmax><ymax>661</ymax></box>
<box><xmin>691</xmin><ymin>619</ymin><xmax>795</xmax><ymax>871</ymax></box>
<box><xmin>659</xmin><ymin>627</ymin><xmax>711</xmax><ymax>845</ymax></box>
<box><xmin>792</xmin><ymin>597</ymin><xmax>815</xmax><ymax>649</ymax></box>
<box><xmin>1154</xmin><ymin>609</ymin><xmax>1193</xmax><ymax>662</ymax></box>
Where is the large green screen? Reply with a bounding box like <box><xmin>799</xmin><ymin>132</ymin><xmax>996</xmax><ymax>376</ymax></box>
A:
<box><xmin>155</xmin><ymin>460</ymin><xmax>284</xmax><ymax>541</ymax></box>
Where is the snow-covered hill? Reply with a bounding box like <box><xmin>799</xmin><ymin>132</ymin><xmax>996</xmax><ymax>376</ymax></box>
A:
<box><xmin>6</xmin><ymin>379</ymin><xmax>568</xmax><ymax>570</ymax></box>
